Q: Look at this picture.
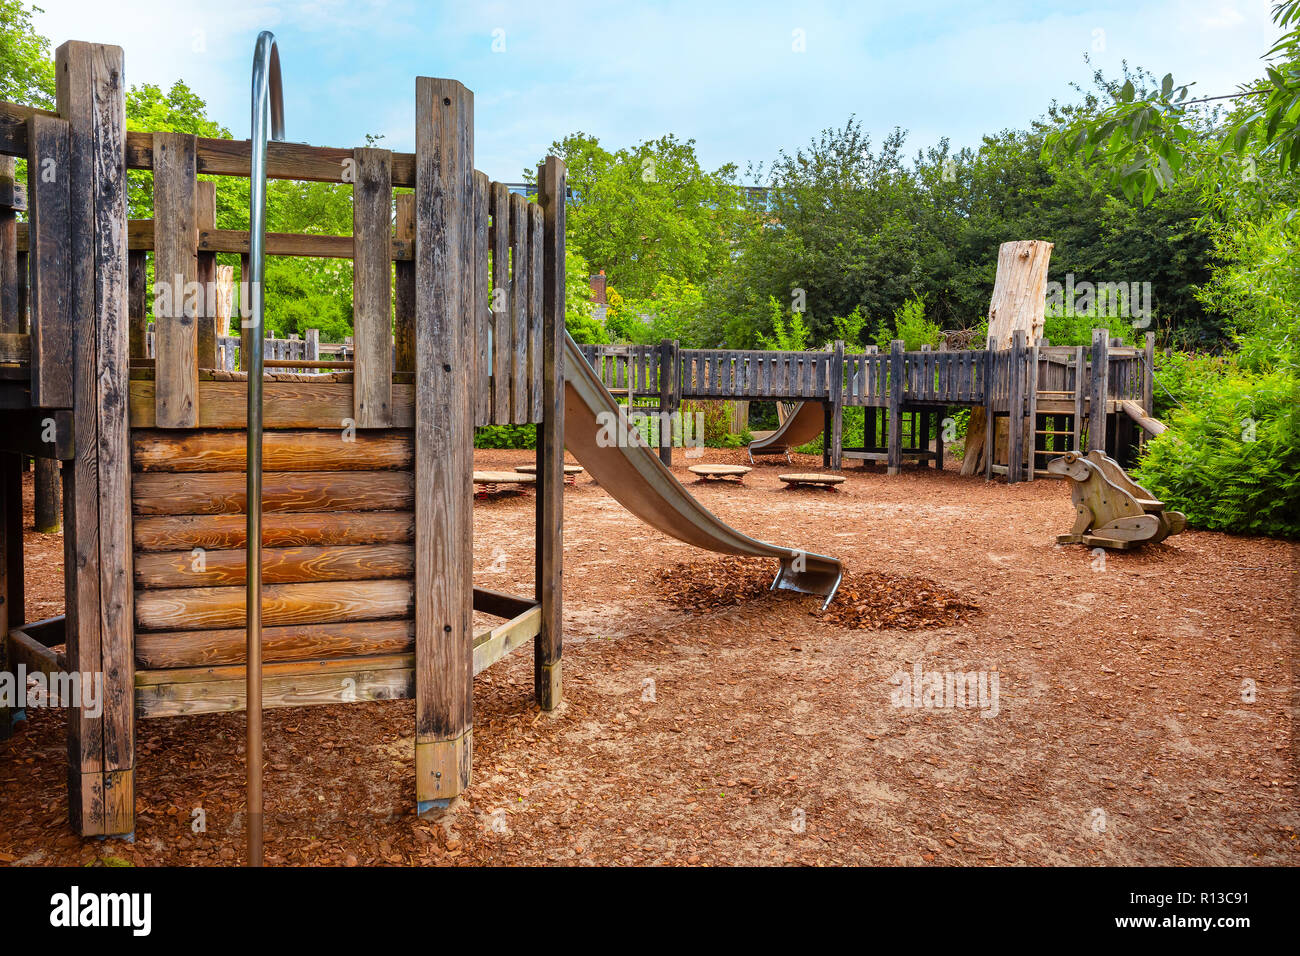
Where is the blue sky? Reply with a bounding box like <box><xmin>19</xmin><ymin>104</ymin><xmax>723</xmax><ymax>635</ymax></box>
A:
<box><xmin>32</xmin><ymin>0</ymin><xmax>1281</xmax><ymax>183</ymax></box>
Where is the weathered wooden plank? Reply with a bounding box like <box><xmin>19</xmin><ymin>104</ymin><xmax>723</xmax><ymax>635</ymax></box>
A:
<box><xmin>131</xmin><ymin>429</ymin><xmax>413</xmax><ymax>472</ymax></box>
<box><xmin>124</xmin><ymin>132</ymin><xmax>418</xmax><ymax>188</ymax></box>
<box><xmin>131</xmin><ymin>470</ymin><xmax>414</xmax><ymax>516</ymax></box>
<box><xmin>133</xmin><ymin>509</ymin><xmax>414</xmax><ymax>552</ymax></box>
<box><xmin>195</xmin><ymin>180</ymin><xmax>217</xmax><ymax>370</ymax></box>
<box><xmin>472</xmin><ymin>171</ymin><xmax>490</xmax><ymax>426</ymax></box>
<box><xmin>57</xmin><ymin>40</ymin><xmax>135</xmax><ymax>836</ymax></box>
<box><xmin>135</xmin><ymin>618</ymin><xmax>414</xmax><ymax>669</ymax></box>
<box><xmin>535</xmin><ymin>156</ymin><xmax>565</xmax><ymax>711</ymax></box>
<box><xmin>152</xmin><ymin>132</ymin><xmax>199</xmax><ymax>427</ymax></box>
<box><xmin>136</xmin><ymin>578</ymin><xmax>414</xmax><ymax>631</ymax></box>
<box><xmin>474</xmin><ymin>605</ymin><xmax>541</xmax><ymax>677</ymax></box>
<box><xmin>413</xmin><ymin>76</ymin><xmax>475</xmax><ymax>807</ymax></box>
<box><xmin>135</xmin><ymin>652</ymin><xmax>415</xmax><ymax>718</ymax></box>
<box><xmin>128</xmin><ymin>380</ymin><xmax>416</xmax><ymax>429</ymax></box>
<box><xmin>351</xmin><ymin>147</ymin><xmax>393</xmax><ymax>428</ymax></box>
<box><xmin>490</xmin><ymin>181</ymin><xmax>511</xmax><ymax>424</ymax></box>
<box><xmin>509</xmin><ymin>191</ymin><xmax>529</xmax><ymax>424</ymax></box>
<box><xmin>134</xmin><ymin>542</ymin><xmax>414</xmax><ymax>589</ymax></box>
<box><xmin>1089</xmin><ymin>330</ymin><xmax>1108</xmax><ymax>453</ymax></box>
<box><xmin>25</xmin><ymin>114</ymin><xmax>73</xmax><ymax>407</ymax></box>
<box><xmin>528</xmin><ymin>200</ymin><xmax>544</xmax><ymax>423</ymax></box>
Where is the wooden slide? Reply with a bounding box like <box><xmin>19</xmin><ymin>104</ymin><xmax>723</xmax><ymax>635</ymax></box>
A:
<box><xmin>746</xmin><ymin>401</ymin><xmax>825</xmax><ymax>463</ymax></box>
<box><xmin>564</xmin><ymin>336</ymin><xmax>844</xmax><ymax>607</ymax></box>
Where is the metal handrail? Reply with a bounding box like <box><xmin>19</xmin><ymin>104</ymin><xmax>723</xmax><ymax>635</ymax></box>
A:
<box><xmin>246</xmin><ymin>29</ymin><xmax>284</xmax><ymax>869</ymax></box>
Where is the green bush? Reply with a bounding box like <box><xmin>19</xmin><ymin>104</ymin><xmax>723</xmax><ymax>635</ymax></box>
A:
<box><xmin>1134</xmin><ymin>367</ymin><xmax>1299</xmax><ymax>537</ymax></box>
<box><xmin>873</xmin><ymin>294</ymin><xmax>943</xmax><ymax>351</ymax></box>
<box><xmin>474</xmin><ymin>424</ymin><xmax>536</xmax><ymax>450</ymax></box>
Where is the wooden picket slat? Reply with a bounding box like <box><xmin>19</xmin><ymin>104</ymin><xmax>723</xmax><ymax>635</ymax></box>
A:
<box><xmin>152</xmin><ymin>131</ymin><xmax>198</xmax><ymax>428</ymax></box>
<box><xmin>351</xmin><ymin>147</ymin><xmax>394</xmax><ymax>428</ymax></box>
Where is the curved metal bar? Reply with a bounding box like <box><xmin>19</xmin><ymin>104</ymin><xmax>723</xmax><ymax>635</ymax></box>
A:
<box><xmin>246</xmin><ymin>28</ymin><xmax>284</xmax><ymax>869</ymax></box>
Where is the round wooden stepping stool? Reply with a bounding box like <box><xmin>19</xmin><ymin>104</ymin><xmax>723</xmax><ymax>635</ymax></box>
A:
<box><xmin>688</xmin><ymin>464</ymin><xmax>752</xmax><ymax>483</ymax></box>
<box><xmin>778</xmin><ymin>472</ymin><xmax>846</xmax><ymax>489</ymax></box>
<box><xmin>473</xmin><ymin>470</ymin><xmax>537</xmax><ymax>497</ymax></box>
<box><xmin>513</xmin><ymin>463</ymin><xmax>585</xmax><ymax>485</ymax></box>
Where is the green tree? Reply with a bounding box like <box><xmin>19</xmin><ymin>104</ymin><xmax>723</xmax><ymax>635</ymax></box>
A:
<box><xmin>0</xmin><ymin>0</ymin><xmax>54</xmax><ymax>106</ymax></box>
<box><xmin>539</xmin><ymin>132</ymin><xmax>750</xmax><ymax>301</ymax></box>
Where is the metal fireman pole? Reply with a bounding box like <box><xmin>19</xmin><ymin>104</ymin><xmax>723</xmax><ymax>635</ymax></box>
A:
<box><xmin>246</xmin><ymin>29</ymin><xmax>284</xmax><ymax>867</ymax></box>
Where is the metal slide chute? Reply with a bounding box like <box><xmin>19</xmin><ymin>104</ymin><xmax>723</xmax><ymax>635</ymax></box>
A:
<box><xmin>563</xmin><ymin>335</ymin><xmax>843</xmax><ymax>607</ymax></box>
<box><xmin>746</xmin><ymin>400</ymin><xmax>825</xmax><ymax>462</ymax></box>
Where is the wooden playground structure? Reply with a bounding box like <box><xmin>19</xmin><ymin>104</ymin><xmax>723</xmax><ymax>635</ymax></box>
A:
<box><xmin>578</xmin><ymin>328</ymin><xmax>1159</xmax><ymax>481</ymax></box>
<box><xmin>0</xmin><ymin>42</ymin><xmax>567</xmax><ymax>836</ymax></box>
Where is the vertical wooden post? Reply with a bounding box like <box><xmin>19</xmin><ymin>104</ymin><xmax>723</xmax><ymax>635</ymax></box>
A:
<box><xmin>658</xmin><ymin>338</ymin><xmax>675</xmax><ymax>466</ymax></box>
<box><xmin>0</xmin><ymin>158</ymin><xmax>16</xmax><ymax>334</ymax></box>
<box><xmin>127</xmin><ymin>250</ymin><xmax>147</xmax><ymax>359</ymax></box>
<box><xmin>1140</xmin><ymin>331</ymin><xmax>1155</xmax><ymax>454</ymax></box>
<box><xmin>535</xmin><ymin>156</ymin><xmax>565</xmax><ymax>711</ymax></box>
<box><xmin>237</xmin><ymin>253</ymin><xmax>251</xmax><ymax>370</ymax></box>
<box><xmin>34</xmin><ymin>458</ymin><xmax>61</xmax><ymax>533</ymax></box>
<box><xmin>828</xmin><ymin>339</ymin><xmax>844</xmax><ymax>469</ymax></box>
<box><xmin>1007</xmin><ymin>330</ymin><xmax>1025</xmax><ymax>484</ymax></box>
<box><xmin>887</xmin><ymin>340</ymin><xmax>903</xmax><ymax>475</ymax></box>
<box><xmin>306</xmin><ymin>327</ymin><xmax>320</xmax><ymax>363</ymax></box>
<box><xmin>1026</xmin><ymin>337</ymin><xmax>1038</xmax><ymax>481</ymax></box>
<box><xmin>26</xmin><ymin>114</ymin><xmax>73</xmax><ymax>408</ymax></box>
<box><xmin>56</xmin><ymin>40</ymin><xmax>135</xmax><ymax>836</ymax></box>
<box><xmin>413</xmin><ymin>77</ymin><xmax>474</xmax><ymax>812</ymax></box>
<box><xmin>152</xmin><ymin>131</ymin><xmax>198</xmax><ymax>427</ymax></box>
<box><xmin>1072</xmin><ymin>345</ymin><xmax>1085</xmax><ymax>452</ymax></box>
<box><xmin>489</xmin><ymin>182</ymin><xmax>511</xmax><ymax>425</ymax></box>
<box><xmin>352</xmin><ymin>147</ymin><xmax>394</xmax><ymax>428</ymax></box>
<box><xmin>1089</xmin><ymin>329</ymin><xmax>1109</xmax><ymax>453</ymax></box>
<box><xmin>984</xmin><ymin>336</ymin><xmax>997</xmax><ymax>481</ymax></box>
<box><xmin>0</xmin><ymin>453</ymin><xmax>17</xmax><ymax>740</ymax></box>
<box><xmin>195</xmin><ymin>179</ymin><xmax>217</xmax><ymax>370</ymax></box>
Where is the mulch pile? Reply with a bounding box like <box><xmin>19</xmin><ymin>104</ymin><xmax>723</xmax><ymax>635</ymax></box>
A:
<box><xmin>653</xmin><ymin>556</ymin><xmax>979</xmax><ymax>630</ymax></box>
<box><xmin>818</xmin><ymin>570</ymin><xmax>980</xmax><ymax>631</ymax></box>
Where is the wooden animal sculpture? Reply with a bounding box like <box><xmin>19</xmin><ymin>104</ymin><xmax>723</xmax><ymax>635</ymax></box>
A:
<box><xmin>1048</xmin><ymin>450</ymin><xmax>1187</xmax><ymax>549</ymax></box>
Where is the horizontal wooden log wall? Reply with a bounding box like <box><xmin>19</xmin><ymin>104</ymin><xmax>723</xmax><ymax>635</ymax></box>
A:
<box><xmin>129</xmin><ymin>428</ymin><xmax>418</xmax><ymax>672</ymax></box>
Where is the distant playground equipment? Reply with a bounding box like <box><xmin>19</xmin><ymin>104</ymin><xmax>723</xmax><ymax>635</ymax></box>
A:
<box><xmin>687</xmin><ymin>464</ymin><xmax>752</xmax><ymax>483</ymax></box>
<box><xmin>578</xmin><ymin>327</ymin><xmax>1159</xmax><ymax>484</ymax></box>
<box><xmin>0</xmin><ymin>40</ymin><xmax>843</xmax><ymax>838</ymax></box>
<box><xmin>1049</xmin><ymin>450</ymin><xmax>1187</xmax><ymax>549</ymax></box>
<box><xmin>473</xmin><ymin>470</ymin><xmax>537</xmax><ymax>497</ymax></box>
<box><xmin>778</xmin><ymin>473</ymin><xmax>846</xmax><ymax>490</ymax></box>
<box><xmin>512</xmin><ymin>462</ymin><xmax>584</xmax><ymax>484</ymax></box>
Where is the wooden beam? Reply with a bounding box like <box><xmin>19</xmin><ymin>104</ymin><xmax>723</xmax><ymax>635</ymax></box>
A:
<box><xmin>473</xmin><ymin>605</ymin><xmax>541</xmax><ymax>676</ymax></box>
<box><xmin>124</xmin><ymin>132</ymin><xmax>418</xmax><ymax>188</ymax></box>
<box><xmin>135</xmin><ymin>619</ymin><xmax>415</xmax><ymax>669</ymax></box>
<box><xmin>535</xmin><ymin>156</ymin><xmax>565</xmax><ymax>711</ymax></box>
<box><xmin>131</xmin><ymin>428</ymin><xmax>414</xmax><ymax>472</ymax></box>
<box><xmin>135</xmin><ymin>652</ymin><xmax>415</xmax><ymax>718</ymax></box>
<box><xmin>133</xmin><ymin>510</ymin><xmax>415</xmax><ymax>552</ymax></box>
<box><xmin>490</xmin><ymin>181</ymin><xmax>511</xmax><ymax>424</ymax></box>
<box><xmin>56</xmin><ymin>39</ymin><xmax>135</xmax><ymax>837</ymax></box>
<box><xmin>1089</xmin><ymin>329</ymin><xmax>1109</xmax><ymax>453</ymax></box>
<box><xmin>152</xmin><ymin>131</ymin><xmax>199</xmax><ymax>428</ymax></box>
<box><xmin>413</xmin><ymin>76</ymin><xmax>475</xmax><ymax>811</ymax></box>
<box><xmin>130</xmin><ymin>470</ymin><xmax>414</xmax><ymax>516</ymax></box>
<box><xmin>351</xmin><ymin>147</ymin><xmax>394</xmax><ymax>428</ymax></box>
<box><xmin>135</xmin><ymin>578</ymin><xmax>414</xmax><ymax>632</ymax></box>
<box><xmin>26</xmin><ymin>114</ymin><xmax>73</xmax><ymax>407</ymax></box>
<box><xmin>134</xmin><ymin>543</ymin><xmax>415</xmax><ymax>589</ymax></box>
<box><xmin>128</xmin><ymin>380</ymin><xmax>416</xmax><ymax>429</ymax></box>
<box><xmin>195</xmin><ymin>180</ymin><xmax>217</xmax><ymax>369</ymax></box>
